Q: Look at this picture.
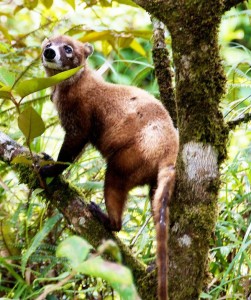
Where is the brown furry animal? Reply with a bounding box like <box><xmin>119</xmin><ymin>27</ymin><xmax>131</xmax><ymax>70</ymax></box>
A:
<box><xmin>41</xmin><ymin>35</ymin><xmax>179</xmax><ymax>300</ymax></box>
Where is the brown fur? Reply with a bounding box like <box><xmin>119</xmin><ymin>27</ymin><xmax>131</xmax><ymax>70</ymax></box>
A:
<box><xmin>41</xmin><ymin>35</ymin><xmax>179</xmax><ymax>300</ymax></box>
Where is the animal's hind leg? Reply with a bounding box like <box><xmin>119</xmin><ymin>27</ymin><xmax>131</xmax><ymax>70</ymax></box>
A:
<box><xmin>104</xmin><ymin>168</ymin><xmax>129</xmax><ymax>231</ymax></box>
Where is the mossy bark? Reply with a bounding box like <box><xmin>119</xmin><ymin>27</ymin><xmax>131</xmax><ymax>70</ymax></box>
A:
<box><xmin>133</xmin><ymin>0</ymin><xmax>244</xmax><ymax>299</ymax></box>
<box><xmin>0</xmin><ymin>132</ymin><xmax>146</xmax><ymax>289</ymax></box>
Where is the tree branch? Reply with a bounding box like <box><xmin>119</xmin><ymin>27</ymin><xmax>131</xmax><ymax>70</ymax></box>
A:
<box><xmin>152</xmin><ymin>18</ymin><xmax>177</xmax><ymax>127</ymax></box>
<box><xmin>227</xmin><ymin>112</ymin><xmax>251</xmax><ymax>130</ymax></box>
<box><xmin>0</xmin><ymin>131</ymin><xmax>147</xmax><ymax>289</ymax></box>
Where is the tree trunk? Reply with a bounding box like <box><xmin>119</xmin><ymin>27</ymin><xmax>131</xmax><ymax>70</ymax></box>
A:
<box><xmin>132</xmin><ymin>0</ymin><xmax>244</xmax><ymax>299</ymax></box>
<box><xmin>0</xmin><ymin>1</ymin><xmax>246</xmax><ymax>299</ymax></box>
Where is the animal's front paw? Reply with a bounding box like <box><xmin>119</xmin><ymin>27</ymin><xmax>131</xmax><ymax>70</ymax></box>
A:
<box><xmin>39</xmin><ymin>164</ymin><xmax>64</xmax><ymax>178</ymax></box>
<box><xmin>89</xmin><ymin>201</ymin><xmax>113</xmax><ymax>230</ymax></box>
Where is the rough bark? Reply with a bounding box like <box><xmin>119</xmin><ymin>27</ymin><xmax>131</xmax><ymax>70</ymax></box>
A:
<box><xmin>152</xmin><ymin>18</ymin><xmax>177</xmax><ymax>127</ymax></box>
<box><xmin>132</xmin><ymin>0</ymin><xmax>245</xmax><ymax>299</ymax></box>
<box><xmin>0</xmin><ymin>1</ymin><xmax>247</xmax><ymax>299</ymax></box>
<box><xmin>0</xmin><ymin>131</ymin><xmax>146</xmax><ymax>289</ymax></box>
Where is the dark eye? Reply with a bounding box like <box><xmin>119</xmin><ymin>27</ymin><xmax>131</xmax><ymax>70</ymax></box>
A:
<box><xmin>64</xmin><ymin>45</ymin><xmax>73</xmax><ymax>54</ymax></box>
<box><xmin>45</xmin><ymin>43</ymin><xmax>51</xmax><ymax>48</ymax></box>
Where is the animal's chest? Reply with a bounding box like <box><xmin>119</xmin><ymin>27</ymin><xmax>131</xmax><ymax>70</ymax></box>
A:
<box><xmin>54</xmin><ymin>95</ymin><xmax>86</xmax><ymax>134</ymax></box>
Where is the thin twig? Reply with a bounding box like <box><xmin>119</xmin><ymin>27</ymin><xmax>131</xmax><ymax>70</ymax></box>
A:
<box><xmin>227</xmin><ymin>112</ymin><xmax>251</xmax><ymax>130</ymax></box>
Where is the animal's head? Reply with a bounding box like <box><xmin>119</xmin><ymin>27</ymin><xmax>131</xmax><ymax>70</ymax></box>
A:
<box><xmin>42</xmin><ymin>35</ymin><xmax>93</xmax><ymax>76</ymax></box>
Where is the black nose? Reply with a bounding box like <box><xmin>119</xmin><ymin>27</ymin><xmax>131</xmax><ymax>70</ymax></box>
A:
<box><xmin>43</xmin><ymin>48</ymin><xmax>56</xmax><ymax>60</ymax></box>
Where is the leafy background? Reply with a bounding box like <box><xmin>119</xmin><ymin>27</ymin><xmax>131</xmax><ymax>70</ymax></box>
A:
<box><xmin>0</xmin><ymin>0</ymin><xmax>251</xmax><ymax>299</ymax></box>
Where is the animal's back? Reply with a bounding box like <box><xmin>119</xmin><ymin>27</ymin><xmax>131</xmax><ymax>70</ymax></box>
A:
<box><xmin>41</xmin><ymin>35</ymin><xmax>179</xmax><ymax>300</ymax></box>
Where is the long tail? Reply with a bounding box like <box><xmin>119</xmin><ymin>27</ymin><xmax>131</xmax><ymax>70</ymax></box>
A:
<box><xmin>152</xmin><ymin>165</ymin><xmax>176</xmax><ymax>300</ymax></box>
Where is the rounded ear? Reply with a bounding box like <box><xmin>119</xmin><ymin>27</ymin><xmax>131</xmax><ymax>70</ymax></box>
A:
<box><xmin>83</xmin><ymin>43</ymin><xmax>94</xmax><ymax>58</ymax></box>
<box><xmin>42</xmin><ymin>37</ymin><xmax>50</xmax><ymax>49</ymax></box>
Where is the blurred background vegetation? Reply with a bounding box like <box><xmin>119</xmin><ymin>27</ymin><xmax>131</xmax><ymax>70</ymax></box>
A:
<box><xmin>0</xmin><ymin>0</ymin><xmax>251</xmax><ymax>299</ymax></box>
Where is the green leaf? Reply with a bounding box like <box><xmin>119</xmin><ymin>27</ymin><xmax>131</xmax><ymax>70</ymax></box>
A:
<box><xmin>65</xmin><ymin>0</ymin><xmax>75</xmax><ymax>9</ymax></box>
<box><xmin>80</xmin><ymin>31</ymin><xmax>113</xmax><ymax>43</ymax></box>
<box><xmin>100</xmin><ymin>0</ymin><xmax>112</xmax><ymax>7</ymax></box>
<box><xmin>76</xmin><ymin>257</ymin><xmax>139</xmax><ymax>299</ymax></box>
<box><xmin>14</xmin><ymin>65</ymin><xmax>82</xmax><ymax>98</ymax></box>
<box><xmin>129</xmin><ymin>39</ymin><xmax>146</xmax><ymax>56</ymax></box>
<box><xmin>114</xmin><ymin>0</ymin><xmax>139</xmax><ymax>7</ymax></box>
<box><xmin>23</xmin><ymin>0</ymin><xmax>38</xmax><ymax>9</ymax></box>
<box><xmin>41</xmin><ymin>0</ymin><xmax>53</xmax><ymax>8</ymax></box>
<box><xmin>0</xmin><ymin>89</ymin><xmax>12</xmax><ymax>99</ymax></box>
<box><xmin>18</xmin><ymin>107</ymin><xmax>45</xmax><ymax>145</ymax></box>
<box><xmin>133</xmin><ymin>67</ymin><xmax>152</xmax><ymax>85</ymax></box>
<box><xmin>1</xmin><ymin>220</ymin><xmax>20</xmax><ymax>256</ymax></box>
<box><xmin>0</xmin><ymin>41</ymin><xmax>11</xmax><ymax>54</ymax></box>
<box><xmin>200</xmin><ymin>292</ymin><xmax>213</xmax><ymax>299</ymax></box>
<box><xmin>21</xmin><ymin>213</ymin><xmax>62</xmax><ymax>276</ymax></box>
<box><xmin>97</xmin><ymin>240</ymin><xmax>122</xmax><ymax>263</ymax></box>
<box><xmin>56</xmin><ymin>236</ymin><xmax>92</xmax><ymax>269</ymax></box>
<box><xmin>11</xmin><ymin>155</ymin><xmax>33</xmax><ymax>166</ymax></box>
<box><xmin>0</xmin><ymin>67</ymin><xmax>15</xmax><ymax>86</ymax></box>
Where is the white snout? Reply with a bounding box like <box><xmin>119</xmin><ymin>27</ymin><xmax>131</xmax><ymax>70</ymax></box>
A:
<box><xmin>42</xmin><ymin>46</ymin><xmax>64</xmax><ymax>70</ymax></box>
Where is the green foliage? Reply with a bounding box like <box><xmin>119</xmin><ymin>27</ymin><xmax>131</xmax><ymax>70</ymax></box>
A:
<box><xmin>21</xmin><ymin>213</ymin><xmax>62</xmax><ymax>276</ymax></box>
<box><xmin>18</xmin><ymin>107</ymin><xmax>45</xmax><ymax>145</ymax></box>
<box><xmin>57</xmin><ymin>236</ymin><xmax>140</xmax><ymax>299</ymax></box>
<box><xmin>0</xmin><ymin>1</ymin><xmax>251</xmax><ymax>299</ymax></box>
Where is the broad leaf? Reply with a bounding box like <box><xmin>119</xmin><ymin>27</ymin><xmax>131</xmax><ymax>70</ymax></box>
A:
<box><xmin>76</xmin><ymin>257</ymin><xmax>139</xmax><ymax>299</ymax></box>
<box><xmin>41</xmin><ymin>0</ymin><xmax>53</xmax><ymax>8</ymax></box>
<box><xmin>23</xmin><ymin>0</ymin><xmax>38</xmax><ymax>9</ymax></box>
<box><xmin>130</xmin><ymin>39</ymin><xmax>146</xmax><ymax>56</ymax></box>
<box><xmin>14</xmin><ymin>66</ymin><xmax>82</xmax><ymax>98</ymax></box>
<box><xmin>56</xmin><ymin>236</ymin><xmax>92</xmax><ymax>268</ymax></box>
<box><xmin>57</xmin><ymin>236</ymin><xmax>139</xmax><ymax>299</ymax></box>
<box><xmin>0</xmin><ymin>89</ymin><xmax>12</xmax><ymax>99</ymax></box>
<box><xmin>11</xmin><ymin>155</ymin><xmax>33</xmax><ymax>165</ymax></box>
<box><xmin>0</xmin><ymin>67</ymin><xmax>15</xmax><ymax>86</ymax></box>
<box><xmin>18</xmin><ymin>107</ymin><xmax>45</xmax><ymax>145</ymax></box>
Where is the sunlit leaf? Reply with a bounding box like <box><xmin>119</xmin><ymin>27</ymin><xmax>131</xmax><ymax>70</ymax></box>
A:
<box><xmin>101</xmin><ymin>40</ymin><xmax>113</xmax><ymax>56</ymax></box>
<box><xmin>1</xmin><ymin>220</ymin><xmax>20</xmax><ymax>256</ymax></box>
<box><xmin>118</xmin><ymin>37</ymin><xmax>133</xmax><ymax>48</ymax></box>
<box><xmin>14</xmin><ymin>66</ymin><xmax>83</xmax><ymax>98</ymax></box>
<box><xmin>80</xmin><ymin>31</ymin><xmax>113</xmax><ymax>43</ymax></box>
<box><xmin>130</xmin><ymin>39</ymin><xmax>146</xmax><ymax>56</ymax></box>
<box><xmin>0</xmin><ymin>25</ymin><xmax>12</xmax><ymax>41</ymax></box>
<box><xmin>11</xmin><ymin>155</ymin><xmax>33</xmax><ymax>165</ymax></box>
<box><xmin>41</xmin><ymin>0</ymin><xmax>53</xmax><ymax>8</ymax></box>
<box><xmin>18</xmin><ymin>107</ymin><xmax>45</xmax><ymax>145</ymax></box>
<box><xmin>114</xmin><ymin>0</ymin><xmax>139</xmax><ymax>7</ymax></box>
<box><xmin>13</xmin><ymin>5</ymin><xmax>24</xmax><ymax>15</ymax></box>
<box><xmin>56</xmin><ymin>236</ymin><xmax>92</xmax><ymax>268</ymax></box>
<box><xmin>0</xmin><ymin>41</ymin><xmax>11</xmax><ymax>54</ymax></box>
<box><xmin>100</xmin><ymin>0</ymin><xmax>112</xmax><ymax>7</ymax></box>
<box><xmin>0</xmin><ymin>67</ymin><xmax>15</xmax><ymax>86</ymax></box>
<box><xmin>0</xmin><ymin>85</ymin><xmax>12</xmax><ymax>99</ymax></box>
<box><xmin>24</xmin><ymin>0</ymin><xmax>38</xmax><ymax>9</ymax></box>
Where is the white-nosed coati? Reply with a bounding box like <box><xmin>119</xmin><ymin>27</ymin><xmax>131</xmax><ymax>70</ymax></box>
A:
<box><xmin>41</xmin><ymin>35</ymin><xmax>179</xmax><ymax>300</ymax></box>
